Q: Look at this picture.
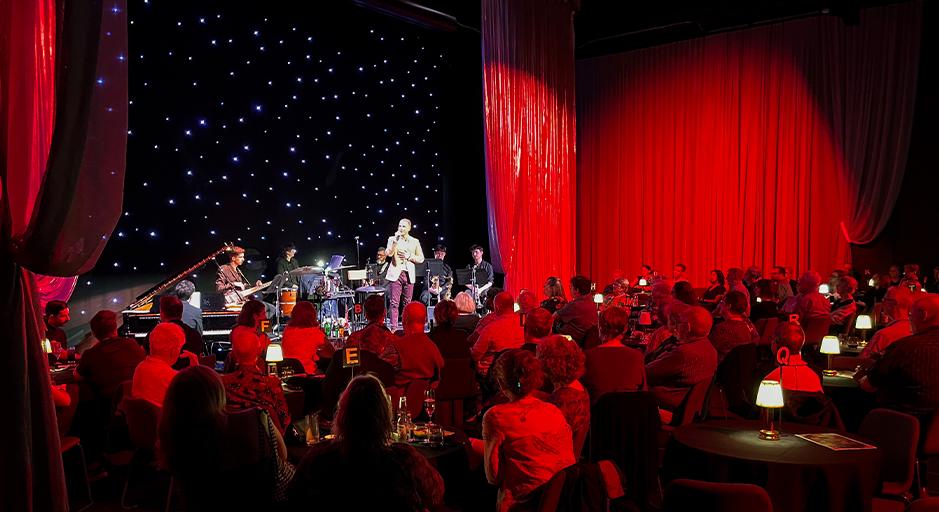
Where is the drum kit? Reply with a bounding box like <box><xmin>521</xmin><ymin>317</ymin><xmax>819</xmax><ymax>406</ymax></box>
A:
<box><xmin>271</xmin><ymin>263</ymin><xmax>386</xmax><ymax>330</ymax></box>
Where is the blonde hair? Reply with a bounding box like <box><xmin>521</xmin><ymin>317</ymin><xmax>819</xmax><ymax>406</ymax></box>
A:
<box><xmin>454</xmin><ymin>292</ymin><xmax>476</xmax><ymax>314</ymax></box>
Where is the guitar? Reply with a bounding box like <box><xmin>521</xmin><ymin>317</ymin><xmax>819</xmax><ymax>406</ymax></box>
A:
<box><xmin>224</xmin><ymin>280</ymin><xmax>273</xmax><ymax>305</ymax></box>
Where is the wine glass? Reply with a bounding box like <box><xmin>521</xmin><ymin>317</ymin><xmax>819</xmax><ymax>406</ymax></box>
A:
<box><xmin>423</xmin><ymin>388</ymin><xmax>437</xmax><ymax>426</ymax></box>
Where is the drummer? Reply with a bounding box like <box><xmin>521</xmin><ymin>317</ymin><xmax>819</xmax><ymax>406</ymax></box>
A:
<box><xmin>275</xmin><ymin>243</ymin><xmax>300</xmax><ymax>288</ymax></box>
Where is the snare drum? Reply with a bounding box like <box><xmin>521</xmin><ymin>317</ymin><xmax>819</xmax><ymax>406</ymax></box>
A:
<box><xmin>279</xmin><ymin>287</ymin><xmax>298</xmax><ymax>316</ymax></box>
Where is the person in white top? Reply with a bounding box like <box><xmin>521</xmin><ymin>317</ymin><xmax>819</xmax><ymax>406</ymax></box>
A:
<box><xmin>385</xmin><ymin>218</ymin><xmax>425</xmax><ymax>331</ymax></box>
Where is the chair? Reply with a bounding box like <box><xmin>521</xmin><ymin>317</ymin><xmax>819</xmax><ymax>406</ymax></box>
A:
<box><xmin>663</xmin><ymin>479</ymin><xmax>773</xmax><ymax>512</ymax></box>
<box><xmin>782</xmin><ymin>391</ymin><xmax>845</xmax><ymax>431</ymax></box>
<box><xmin>535</xmin><ymin>460</ymin><xmax>626</xmax><ymax>512</ymax></box>
<box><xmin>119</xmin><ymin>397</ymin><xmax>166</xmax><ymax>509</ymax></box>
<box><xmin>404</xmin><ymin>378</ymin><xmax>430</xmax><ymax>419</ymax></box>
<box><xmin>435</xmin><ymin>358</ymin><xmax>477</xmax><ymax>428</ymax></box>
<box><xmin>918</xmin><ymin>414</ymin><xmax>939</xmax><ymax>497</ymax></box>
<box><xmin>589</xmin><ymin>391</ymin><xmax>661</xmax><ymax>511</ymax></box>
<box><xmin>707</xmin><ymin>344</ymin><xmax>760</xmax><ymax>420</ymax></box>
<box><xmin>754</xmin><ymin>317</ymin><xmax>779</xmax><ymax>346</ymax></box>
<box><xmin>663</xmin><ymin>378</ymin><xmax>711</xmax><ymax>429</ymax></box>
<box><xmin>60</xmin><ymin>436</ymin><xmax>93</xmax><ymax>512</ymax></box>
<box><xmin>909</xmin><ymin>498</ymin><xmax>939</xmax><ymax>511</ymax></box>
<box><xmin>860</xmin><ymin>409</ymin><xmax>919</xmax><ymax>503</ymax></box>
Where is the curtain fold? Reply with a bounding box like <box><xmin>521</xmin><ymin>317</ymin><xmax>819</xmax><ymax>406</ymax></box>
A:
<box><xmin>576</xmin><ymin>2</ymin><xmax>921</xmax><ymax>286</ymax></box>
<box><xmin>481</xmin><ymin>0</ymin><xmax>578</xmax><ymax>295</ymax></box>
<box><xmin>0</xmin><ymin>0</ymin><xmax>126</xmax><ymax>510</ymax></box>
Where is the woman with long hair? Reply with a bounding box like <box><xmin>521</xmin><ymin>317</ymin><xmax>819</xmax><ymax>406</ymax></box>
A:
<box><xmin>281</xmin><ymin>301</ymin><xmax>331</xmax><ymax>374</ymax></box>
<box><xmin>288</xmin><ymin>375</ymin><xmax>444</xmax><ymax>510</ymax></box>
<box><xmin>540</xmin><ymin>276</ymin><xmax>568</xmax><ymax>314</ymax></box>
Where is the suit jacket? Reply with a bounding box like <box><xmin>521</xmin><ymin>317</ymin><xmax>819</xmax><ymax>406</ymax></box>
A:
<box><xmin>384</xmin><ymin>235</ymin><xmax>425</xmax><ymax>283</ymax></box>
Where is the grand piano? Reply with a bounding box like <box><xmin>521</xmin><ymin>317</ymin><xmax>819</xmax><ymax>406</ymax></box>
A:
<box><xmin>121</xmin><ymin>245</ymin><xmax>240</xmax><ymax>342</ymax></box>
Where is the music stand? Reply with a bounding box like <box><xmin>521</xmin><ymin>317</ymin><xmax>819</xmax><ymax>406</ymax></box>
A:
<box><xmin>454</xmin><ymin>268</ymin><xmax>474</xmax><ymax>288</ymax></box>
<box><xmin>425</xmin><ymin>259</ymin><xmax>446</xmax><ymax>277</ymax></box>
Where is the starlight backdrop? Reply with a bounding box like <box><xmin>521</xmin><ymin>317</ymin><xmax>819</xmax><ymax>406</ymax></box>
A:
<box><xmin>97</xmin><ymin>1</ymin><xmax>455</xmax><ymax>280</ymax></box>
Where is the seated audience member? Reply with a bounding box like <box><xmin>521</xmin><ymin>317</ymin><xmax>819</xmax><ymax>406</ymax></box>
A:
<box><xmin>133</xmin><ymin>323</ymin><xmax>186</xmax><ymax>406</ymax></box>
<box><xmin>173</xmin><ymin>279</ymin><xmax>203</xmax><ymax>333</ymax></box>
<box><xmin>645</xmin><ymin>300</ymin><xmax>687</xmax><ymax>357</ymax></box>
<box><xmin>645</xmin><ymin>306</ymin><xmax>718</xmax><ymax>411</ymax></box>
<box><xmin>673</xmin><ymin>263</ymin><xmax>689</xmax><ymax>283</ymax></box>
<box><xmin>672</xmin><ymin>281</ymin><xmax>698</xmax><ymax>307</ymax></box>
<box><xmin>229</xmin><ymin>299</ymin><xmax>272</xmax><ymax>365</ymax></box>
<box><xmin>709</xmin><ymin>291</ymin><xmax>759</xmax><ymax>360</ymax></box>
<box><xmin>540</xmin><ymin>276</ymin><xmax>569</xmax><ymax>314</ymax></box>
<box><xmin>288</xmin><ymin>375</ymin><xmax>444</xmax><ymax>510</ymax></box>
<box><xmin>583</xmin><ymin>306</ymin><xmax>645</xmax><ymax>403</ymax></box>
<box><xmin>860</xmin><ymin>294</ymin><xmax>939</xmax><ymax>420</ymax></box>
<box><xmin>780</xmin><ymin>271</ymin><xmax>831</xmax><ymax>322</ymax></box>
<box><xmin>537</xmin><ymin>336</ymin><xmax>590</xmax><ymax>452</ymax></box>
<box><xmin>44</xmin><ymin>300</ymin><xmax>71</xmax><ymax>360</ymax></box>
<box><xmin>222</xmin><ymin>335</ymin><xmax>291</xmax><ymax>434</ymax></box>
<box><xmin>281</xmin><ymin>301</ymin><xmax>330</xmax><ymax>374</ymax></box>
<box><xmin>521</xmin><ymin>307</ymin><xmax>554</xmax><ymax>351</ymax></box>
<box><xmin>700</xmin><ymin>269</ymin><xmax>726</xmax><ymax>305</ymax></box>
<box><xmin>483</xmin><ymin>350</ymin><xmax>575</xmax><ymax>511</ymax></box>
<box><xmin>453</xmin><ymin>291</ymin><xmax>481</xmax><ymax>336</ymax></box>
<box><xmin>516</xmin><ymin>289</ymin><xmax>539</xmax><ymax>315</ymax></box>
<box><xmin>725</xmin><ymin>267</ymin><xmax>750</xmax><ymax>306</ymax></box>
<box><xmin>152</xmin><ymin>295</ymin><xmax>204</xmax><ymax>359</ymax></box>
<box><xmin>743</xmin><ymin>266</ymin><xmax>762</xmax><ymax>299</ymax></box>
<box><xmin>160</xmin><ymin>366</ymin><xmax>294</xmax><ymax>507</ymax></box>
<box><xmin>830</xmin><ymin>276</ymin><xmax>859</xmax><ymax>331</ymax></box>
<box><xmin>750</xmin><ymin>279</ymin><xmax>780</xmax><ymax>321</ymax></box>
<box><xmin>763</xmin><ymin>322</ymin><xmax>822</xmax><ymax>393</ymax></box>
<box><xmin>860</xmin><ymin>286</ymin><xmax>915</xmax><ymax>359</ymax></box>
<box><xmin>554</xmin><ymin>275</ymin><xmax>599</xmax><ymax>345</ymax></box>
<box><xmin>75</xmin><ymin>310</ymin><xmax>146</xmax><ymax>400</ymax></box>
<box><xmin>650</xmin><ymin>279</ymin><xmax>674</xmax><ymax>312</ymax></box>
<box><xmin>429</xmin><ymin>300</ymin><xmax>470</xmax><ymax>359</ymax></box>
<box><xmin>771</xmin><ymin>266</ymin><xmax>794</xmax><ymax>302</ymax></box>
<box><xmin>927</xmin><ymin>266</ymin><xmax>939</xmax><ymax>294</ymax></box>
<box><xmin>471</xmin><ymin>292</ymin><xmax>525</xmax><ymax>377</ymax></box>
<box><xmin>901</xmin><ymin>263</ymin><xmax>922</xmax><ymax>290</ymax></box>
<box><xmin>347</xmin><ymin>295</ymin><xmax>396</xmax><ymax>355</ymax></box>
<box><xmin>382</xmin><ymin>302</ymin><xmax>445</xmax><ymax>388</ymax></box>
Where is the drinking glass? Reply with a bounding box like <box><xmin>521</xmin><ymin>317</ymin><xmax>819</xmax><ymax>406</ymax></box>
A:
<box><xmin>423</xmin><ymin>388</ymin><xmax>437</xmax><ymax>426</ymax></box>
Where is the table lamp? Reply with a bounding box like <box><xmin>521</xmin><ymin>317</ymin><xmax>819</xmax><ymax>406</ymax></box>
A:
<box><xmin>855</xmin><ymin>314</ymin><xmax>872</xmax><ymax>342</ymax></box>
<box><xmin>820</xmin><ymin>335</ymin><xmax>840</xmax><ymax>376</ymax></box>
<box><xmin>819</xmin><ymin>283</ymin><xmax>830</xmax><ymax>295</ymax></box>
<box><xmin>266</xmin><ymin>343</ymin><xmax>284</xmax><ymax>376</ymax></box>
<box><xmin>756</xmin><ymin>380</ymin><xmax>785</xmax><ymax>440</ymax></box>
<box><xmin>638</xmin><ymin>278</ymin><xmax>648</xmax><ymax>287</ymax></box>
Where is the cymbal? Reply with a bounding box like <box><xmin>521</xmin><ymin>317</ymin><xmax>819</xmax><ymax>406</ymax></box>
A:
<box><xmin>355</xmin><ymin>285</ymin><xmax>386</xmax><ymax>293</ymax></box>
<box><xmin>287</xmin><ymin>266</ymin><xmax>324</xmax><ymax>276</ymax></box>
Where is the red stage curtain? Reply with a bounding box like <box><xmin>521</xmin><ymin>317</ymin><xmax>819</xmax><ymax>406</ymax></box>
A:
<box><xmin>481</xmin><ymin>0</ymin><xmax>578</xmax><ymax>296</ymax></box>
<box><xmin>0</xmin><ymin>0</ymin><xmax>127</xmax><ymax>509</ymax></box>
<box><xmin>577</xmin><ymin>2</ymin><xmax>922</xmax><ymax>286</ymax></box>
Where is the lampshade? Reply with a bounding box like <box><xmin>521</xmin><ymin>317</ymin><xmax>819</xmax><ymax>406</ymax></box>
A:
<box><xmin>820</xmin><ymin>336</ymin><xmax>841</xmax><ymax>355</ymax></box>
<box><xmin>265</xmin><ymin>344</ymin><xmax>284</xmax><ymax>362</ymax></box>
<box><xmin>868</xmin><ymin>278</ymin><xmax>876</xmax><ymax>287</ymax></box>
<box><xmin>638</xmin><ymin>278</ymin><xmax>648</xmax><ymax>287</ymax></box>
<box><xmin>42</xmin><ymin>338</ymin><xmax>52</xmax><ymax>354</ymax></box>
<box><xmin>513</xmin><ymin>302</ymin><xmax>521</xmax><ymax>312</ymax></box>
<box><xmin>819</xmin><ymin>283</ymin><xmax>830</xmax><ymax>294</ymax></box>
<box><xmin>638</xmin><ymin>311</ymin><xmax>652</xmax><ymax>326</ymax></box>
<box><xmin>755</xmin><ymin>380</ymin><xmax>785</xmax><ymax>408</ymax></box>
<box><xmin>855</xmin><ymin>314</ymin><xmax>873</xmax><ymax>330</ymax></box>
<box><xmin>756</xmin><ymin>297</ymin><xmax>763</xmax><ymax>303</ymax></box>
<box><xmin>593</xmin><ymin>293</ymin><xmax>604</xmax><ymax>304</ymax></box>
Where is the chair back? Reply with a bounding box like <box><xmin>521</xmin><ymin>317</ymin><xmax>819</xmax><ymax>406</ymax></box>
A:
<box><xmin>753</xmin><ymin>317</ymin><xmax>779</xmax><ymax>346</ymax></box>
<box><xmin>120</xmin><ymin>397</ymin><xmax>161</xmax><ymax>451</ymax></box>
<box><xmin>859</xmin><ymin>408</ymin><xmax>919</xmax><ymax>495</ymax></box>
<box><xmin>589</xmin><ymin>391</ymin><xmax>660</xmax><ymax>511</ymax></box>
<box><xmin>670</xmin><ymin>379</ymin><xmax>711</xmax><ymax>427</ymax></box>
<box><xmin>713</xmin><ymin>344</ymin><xmax>760</xmax><ymax>418</ymax></box>
<box><xmin>663</xmin><ymin>479</ymin><xmax>772</xmax><ymax>512</ymax></box>
<box><xmin>801</xmin><ymin>316</ymin><xmax>832</xmax><ymax>347</ymax></box>
<box><xmin>909</xmin><ymin>498</ymin><xmax>939</xmax><ymax>512</ymax></box>
<box><xmin>434</xmin><ymin>358</ymin><xmax>476</xmax><ymax>427</ymax></box>
<box><xmin>782</xmin><ymin>391</ymin><xmax>845</xmax><ymax>430</ymax></box>
<box><xmin>280</xmin><ymin>357</ymin><xmax>306</xmax><ymax>375</ymax></box>
<box><xmin>535</xmin><ymin>460</ymin><xmax>626</xmax><ymax>512</ymax></box>
<box><xmin>923</xmin><ymin>413</ymin><xmax>939</xmax><ymax>456</ymax></box>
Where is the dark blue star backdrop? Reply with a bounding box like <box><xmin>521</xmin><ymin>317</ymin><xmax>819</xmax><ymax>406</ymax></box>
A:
<box><xmin>92</xmin><ymin>1</ymin><xmax>490</xmax><ymax>291</ymax></box>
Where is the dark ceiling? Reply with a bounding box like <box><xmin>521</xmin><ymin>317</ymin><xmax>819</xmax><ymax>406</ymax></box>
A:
<box><xmin>352</xmin><ymin>0</ymin><xmax>913</xmax><ymax>57</ymax></box>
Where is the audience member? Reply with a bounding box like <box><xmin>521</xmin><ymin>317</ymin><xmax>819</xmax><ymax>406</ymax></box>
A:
<box><xmin>860</xmin><ymin>294</ymin><xmax>939</xmax><ymax>420</ymax></box>
<box><xmin>763</xmin><ymin>322</ymin><xmax>822</xmax><ymax>393</ymax></box>
<box><xmin>382</xmin><ymin>302</ymin><xmax>444</xmax><ymax>388</ymax></box>
<box><xmin>133</xmin><ymin>323</ymin><xmax>186</xmax><ymax>406</ymax></box>
<box><xmin>471</xmin><ymin>292</ymin><xmax>525</xmax><ymax>377</ymax></box>
<box><xmin>554</xmin><ymin>275</ymin><xmax>598</xmax><ymax>345</ymax></box>
<box><xmin>750</xmin><ymin>279</ymin><xmax>780</xmax><ymax>321</ymax></box>
<box><xmin>429</xmin><ymin>300</ymin><xmax>471</xmax><ymax>359</ymax></box>
<box><xmin>709</xmin><ymin>291</ymin><xmax>758</xmax><ymax>360</ymax></box>
<box><xmin>230</xmin><ymin>299</ymin><xmax>272</xmax><ymax>365</ymax></box>
<box><xmin>860</xmin><ymin>286</ymin><xmax>915</xmax><ymax>359</ymax></box>
<box><xmin>453</xmin><ymin>291</ymin><xmax>481</xmax><ymax>335</ymax></box>
<box><xmin>645</xmin><ymin>306</ymin><xmax>718</xmax><ymax>411</ymax></box>
<box><xmin>582</xmin><ymin>306</ymin><xmax>645</xmax><ymax>403</ymax></box>
<box><xmin>645</xmin><ymin>300</ymin><xmax>687</xmax><ymax>356</ymax></box>
<box><xmin>830</xmin><ymin>276</ymin><xmax>859</xmax><ymax>331</ymax></box>
<box><xmin>700</xmin><ymin>269</ymin><xmax>726</xmax><ymax>304</ymax></box>
<box><xmin>743</xmin><ymin>266</ymin><xmax>762</xmax><ymax>300</ymax></box>
<box><xmin>173</xmin><ymin>280</ymin><xmax>203</xmax><ymax>333</ymax></box>
<box><xmin>536</xmin><ymin>335</ymin><xmax>590</xmax><ymax>453</ymax></box>
<box><xmin>347</xmin><ymin>295</ymin><xmax>396</xmax><ymax>355</ymax></box>
<box><xmin>673</xmin><ymin>263</ymin><xmax>689</xmax><ymax>283</ymax></box>
<box><xmin>222</xmin><ymin>334</ymin><xmax>291</xmax><ymax>434</ymax></box>
<box><xmin>771</xmin><ymin>266</ymin><xmax>793</xmax><ymax>301</ymax></box>
<box><xmin>75</xmin><ymin>310</ymin><xmax>146</xmax><ymax>400</ymax></box>
<box><xmin>160</xmin><ymin>366</ymin><xmax>294</xmax><ymax>507</ymax></box>
<box><xmin>516</xmin><ymin>289</ymin><xmax>539</xmax><ymax>315</ymax></box>
<box><xmin>483</xmin><ymin>350</ymin><xmax>575</xmax><ymax>511</ymax></box>
<box><xmin>281</xmin><ymin>301</ymin><xmax>330</xmax><ymax>374</ymax></box>
<box><xmin>672</xmin><ymin>281</ymin><xmax>698</xmax><ymax>307</ymax></box>
<box><xmin>522</xmin><ymin>307</ymin><xmax>554</xmax><ymax>351</ymax></box>
<box><xmin>725</xmin><ymin>267</ymin><xmax>750</xmax><ymax>308</ymax></box>
<box><xmin>780</xmin><ymin>271</ymin><xmax>831</xmax><ymax>322</ymax></box>
<box><xmin>288</xmin><ymin>375</ymin><xmax>444</xmax><ymax>510</ymax></box>
<box><xmin>540</xmin><ymin>276</ymin><xmax>568</xmax><ymax>314</ymax></box>
<box><xmin>44</xmin><ymin>300</ymin><xmax>70</xmax><ymax>359</ymax></box>
<box><xmin>152</xmin><ymin>295</ymin><xmax>204</xmax><ymax>359</ymax></box>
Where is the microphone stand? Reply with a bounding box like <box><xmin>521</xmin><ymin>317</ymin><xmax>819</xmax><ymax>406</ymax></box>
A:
<box><xmin>354</xmin><ymin>235</ymin><xmax>361</xmax><ymax>270</ymax></box>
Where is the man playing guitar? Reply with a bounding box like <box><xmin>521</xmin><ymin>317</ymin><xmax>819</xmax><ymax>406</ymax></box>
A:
<box><xmin>215</xmin><ymin>246</ymin><xmax>270</xmax><ymax>304</ymax></box>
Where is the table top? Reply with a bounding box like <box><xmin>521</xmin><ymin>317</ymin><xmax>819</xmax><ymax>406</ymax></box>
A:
<box><xmin>823</xmin><ymin>372</ymin><xmax>860</xmax><ymax>389</ymax></box>
<box><xmin>672</xmin><ymin>420</ymin><xmax>879</xmax><ymax>466</ymax></box>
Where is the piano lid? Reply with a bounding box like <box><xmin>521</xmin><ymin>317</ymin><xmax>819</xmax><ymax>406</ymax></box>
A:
<box><xmin>126</xmin><ymin>243</ymin><xmax>234</xmax><ymax>311</ymax></box>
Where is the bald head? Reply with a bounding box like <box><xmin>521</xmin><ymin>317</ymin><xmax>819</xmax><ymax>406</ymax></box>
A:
<box><xmin>493</xmin><ymin>291</ymin><xmax>515</xmax><ymax>315</ymax></box>
<box><xmin>678</xmin><ymin>306</ymin><xmax>713</xmax><ymax>339</ymax></box>
<box><xmin>402</xmin><ymin>302</ymin><xmax>427</xmax><ymax>333</ymax></box>
<box><xmin>517</xmin><ymin>290</ymin><xmax>538</xmax><ymax>314</ymax></box>
<box><xmin>910</xmin><ymin>294</ymin><xmax>939</xmax><ymax>333</ymax></box>
<box><xmin>798</xmin><ymin>271</ymin><xmax>822</xmax><ymax>294</ymax></box>
<box><xmin>772</xmin><ymin>321</ymin><xmax>806</xmax><ymax>354</ymax></box>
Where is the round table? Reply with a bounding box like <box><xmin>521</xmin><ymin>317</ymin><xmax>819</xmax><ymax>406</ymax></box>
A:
<box><xmin>664</xmin><ymin>420</ymin><xmax>881</xmax><ymax>512</ymax></box>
